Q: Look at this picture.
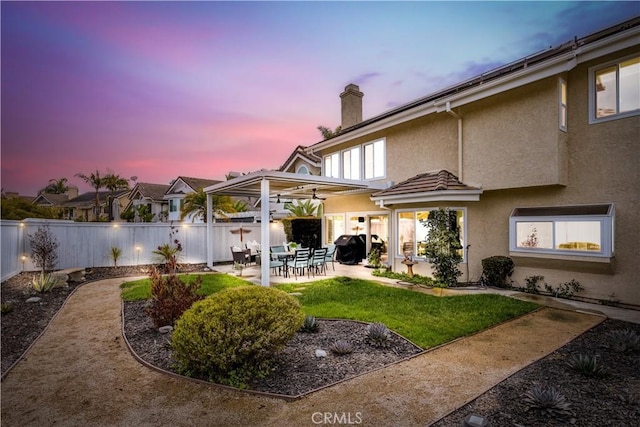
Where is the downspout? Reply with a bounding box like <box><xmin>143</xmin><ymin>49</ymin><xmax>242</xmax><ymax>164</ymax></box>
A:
<box><xmin>446</xmin><ymin>101</ymin><xmax>463</xmax><ymax>182</ymax></box>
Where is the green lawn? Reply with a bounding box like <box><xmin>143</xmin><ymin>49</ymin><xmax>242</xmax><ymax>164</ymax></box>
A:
<box><xmin>120</xmin><ymin>273</ymin><xmax>252</xmax><ymax>301</ymax></box>
<box><xmin>121</xmin><ymin>274</ymin><xmax>538</xmax><ymax>350</ymax></box>
<box><xmin>277</xmin><ymin>277</ymin><xmax>539</xmax><ymax>349</ymax></box>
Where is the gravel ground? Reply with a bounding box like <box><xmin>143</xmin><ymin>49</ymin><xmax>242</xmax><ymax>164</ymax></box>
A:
<box><xmin>2</xmin><ymin>266</ymin><xmax>638</xmax><ymax>426</ymax></box>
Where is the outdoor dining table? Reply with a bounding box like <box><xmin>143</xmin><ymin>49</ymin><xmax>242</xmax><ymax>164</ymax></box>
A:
<box><xmin>275</xmin><ymin>252</ymin><xmax>295</xmax><ymax>277</ymax></box>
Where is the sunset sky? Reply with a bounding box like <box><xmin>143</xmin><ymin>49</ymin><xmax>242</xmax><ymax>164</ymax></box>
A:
<box><xmin>2</xmin><ymin>1</ymin><xmax>637</xmax><ymax>196</ymax></box>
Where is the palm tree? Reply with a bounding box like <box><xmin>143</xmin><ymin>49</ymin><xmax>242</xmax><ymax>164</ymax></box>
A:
<box><xmin>42</xmin><ymin>178</ymin><xmax>69</xmax><ymax>194</ymax></box>
<box><xmin>231</xmin><ymin>199</ymin><xmax>248</xmax><ymax>212</ymax></box>
<box><xmin>75</xmin><ymin>170</ymin><xmax>104</xmax><ymax>215</ymax></box>
<box><xmin>180</xmin><ymin>188</ymin><xmax>235</xmax><ymax>223</ymax></box>
<box><xmin>285</xmin><ymin>199</ymin><xmax>318</xmax><ymax>217</ymax></box>
<box><xmin>317</xmin><ymin>125</ymin><xmax>342</xmax><ymax>140</ymax></box>
<box><xmin>103</xmin><ymin>172</ymin><xmax>130</xmax><ymax>221</ymax></box>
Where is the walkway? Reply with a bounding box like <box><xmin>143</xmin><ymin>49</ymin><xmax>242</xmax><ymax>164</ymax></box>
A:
<box><xmin>0</xmin><ymin>277</ymin><xmax>610</xmax><ymax>426</ymax></box>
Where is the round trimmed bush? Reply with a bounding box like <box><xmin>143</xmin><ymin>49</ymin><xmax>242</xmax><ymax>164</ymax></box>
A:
<box><xmin>171</xmin><ymin>285</ymin><xmax>303</xmax><ymax>387</ymax></box>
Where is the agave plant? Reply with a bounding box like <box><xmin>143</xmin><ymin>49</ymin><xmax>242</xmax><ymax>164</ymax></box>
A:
<box><xmin>31</xmin><ymin>272</ymin><xmax>62</xmax><ymax>293</ymax></box>
<box><xmin>523</xmin><ymin>384</ymin><xmax>572</xmax><ymax>418</ymax></box>
<box><xmin>602</xmin><ymin>328</ymin><xmax>640</xmax><ymax>353</ymax></box>
<box><xmin>299</xmin><ymin>315</ymin><xmax>319</xmax><ymax>333</ymax></box>
<box><xmin>566</xmin><ymin>353</ymin><xmax>610</xmax><ymax>378</ymax></box>
<box><xmin>330</xmin><ymin>340</ymin><xmax>354</xmax><ymax>355</ymax></box>
<box><xmin>366</xmin><ymin>322</ymin><xmax>390</xmax><ymax>348</ymax></box>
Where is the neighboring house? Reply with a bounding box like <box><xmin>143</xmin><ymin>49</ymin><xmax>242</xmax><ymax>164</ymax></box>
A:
<box><xmin>62</xmin><ymin>190</ymin><xmax>129</xmax><ymax>222</ymax></box>
<box><xmin>164</xmin><ymin>176</ymin><xmax>221</xmax><ymax>222</ymax></box>
<box><xmin>126</xmin><ymin>182</ymin><xmax>170</xmax><ymax>222</ymax></box>
<box><xmin>279</xmin><ymin>145</ymin><xmax>321</xmax><ymax>175</ymax></box>
<box><xmin>302</xmin><ymin>18</ymin><xmax>639</xmax><ymax>306</ymax></box>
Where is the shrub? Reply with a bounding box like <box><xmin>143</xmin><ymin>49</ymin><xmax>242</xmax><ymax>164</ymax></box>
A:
<box><xmin>419</xmin><ymin>208</ymin><xmax>463</xmax><ymax>287</ymax></box>
<box><xmin>172</xmin><ymin>286</ymin><xmax>303</xmax><ymax>387</ymax></box>
<box><xmin>545</xmin><ymin>279</ymin><xmax>584</xmax><ymax>298</ymax></box>
<box><xmin>1</xmin><ymin>303</ymin><xmax>14</xmax><ymax>315</ymax></box>
<box><xmin>523</xmin><ymin>384</ymin><xmax>572</xmax><ymax>418</ymax></box>
<box><xmin>144</xmin><ymin>267</ymin><xmax>203</xmax><ymax>328</ymax></box>
<box><xmin>330</xmin><ymin>340</ymin><xmax>354</xmax><ymax>355</ymax></box>
<box><xmin>366</xmin><ymin>322</ymin><xmax>390</xmax><ymax>348</ymax></box>
<box><xmin>481</xmin><ymin>256</ymin><xmax>514</xmax><ymax>288</ymax></box>
<box><xmin>601</xmin><ymin>328</ymin><xmax>640</xmax><ymax>353</ymax></box>
<box><xmin>566</xmin><ymin>353</ymin><xmax>609</xmax><ymax>378</ymax></box>
<box><xmin>524</xmin><ymin>275</ymin><xmax>545</xmax><ymax>294</ymax></box>
<box><xmin>109</xmin><ymin>246</ymin><xmax>123</xmax><ymax>268</ymax></box>
<box><xmin>28</xmin><ymin>225</ymin><xmax>59</xmax><ymax>273</ymax></box>
<box><xmin>300</xmin><ymin>315</ymin><xmax>319</xmax><ymax>333</ymax></box>
<box><xmin>31</xmin><ymin>272</ymin><xmax>63</xmax><ymax>293</ymax></box>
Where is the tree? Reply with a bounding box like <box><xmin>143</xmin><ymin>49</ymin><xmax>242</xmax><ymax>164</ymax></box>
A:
<box><xmin>103</xmin><ymin>172</ymin><xmax>129</xmax><ymax>221</ymax></box>
<box><xmin>75</xmin><ymin>170</ymin><xmax>105</xmax><ymax>213</ymax></box>
<box><xmin>42</xmin><ymin>178</ymin><xmax>69</xmax><ymax>194</ymax></box>
<box><xmin>284</xmin><ymin>199</ymin><xmax>318</xmax><ymax>217</ymax></box>
<box><xmin>317</xmin><ymin>125</ymin><xmax>342</xmax><ymax>140</ymax></box>
<box><xmin>28</xmin><ymin>225</ymin><xmax>59</xmax><ymax>273</ymax></box>
<box><xmin>180</xmin><ymin>189</ymin><xmax>235</xmax><ymax>223</ymax></box>
<box><xmin>419</xmin><ymin>208</ymin><xmax>463</xmax><ymax>287</ymax></box>
<box><xmin>0</xmin><ymin>197</ymin><xmax>58</xmax><ymax>220</ymax></box>
<box><xmin>231</xmin><ymin>199</ymin><xmax>248</xmax><ymax>212</ymax></box>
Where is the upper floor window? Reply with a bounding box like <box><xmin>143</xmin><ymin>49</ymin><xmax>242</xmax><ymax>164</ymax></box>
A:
<box><xmin>296</xmin><ymin>165</ymin><xmax>309</xmax><ymax>174</ymax></box>
<box><xmin>509</xmin><ymin>204</ymin><xmax>614</xmax><ymax>258</ymax></box>
<box><xmin>323</xmin><ymin>138</ymin><xmax>385</xmax><ymax>180</ymax></box>
<box><xmin>589</xmin><ymin>55</ymin><xmax>640</xmax><ymax>123</ymax></box>
<box><xmin>559</xmin><ymin>78</ymin><xmax>567</xmax><ymax>131</ymax></box>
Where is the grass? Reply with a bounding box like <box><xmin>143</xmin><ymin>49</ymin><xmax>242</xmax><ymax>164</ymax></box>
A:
<box><xmin>121</xmin><ymin>273</ymin><xmax>538</xmax><ymax>350</ymax></box>
<box><xmin>120</xmin><ymin>273</ymin><xmax>252</xmax><ymax>301</ymax></box>
<box><xmin>277</xmin><ymin>277</ymin><xmax>538</xmax><ymax>349</ymax></box>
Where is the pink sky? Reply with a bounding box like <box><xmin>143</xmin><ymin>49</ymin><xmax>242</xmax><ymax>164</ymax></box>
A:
<box><xmin>2</xmin><ymin>1</ymin><xmax>637</xmax><ymax>196</ymax></box>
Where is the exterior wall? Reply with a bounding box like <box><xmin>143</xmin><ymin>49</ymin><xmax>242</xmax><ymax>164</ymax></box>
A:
<box><xmin>462</xmin><ymin>77</ymin><xmax>566</xmax><ymax>189</ymax></box>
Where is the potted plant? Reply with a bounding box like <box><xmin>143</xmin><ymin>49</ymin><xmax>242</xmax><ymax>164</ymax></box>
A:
<box><xmin>366</xmin><ymin>248</ymin><xmax>382</xmax><ymax>269</ymax></box>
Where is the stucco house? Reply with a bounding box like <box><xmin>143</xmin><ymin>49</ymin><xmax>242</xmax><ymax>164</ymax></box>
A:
<box><xmin>33</xmin><ymin>186</ymin><xmax>130</xmax><ymax>222</ymax></box>
<box><xmin>164</xmin><ymin>176</ymin><xmax>221</xmax><ymax>223</ymax></box>
<box><xmin>206</xmin><ymin>17</ymin><xmax>639</xmax><ymax>307</ymax></box>
<box><xmin>126</xmin><ymin>182</ymin><xmax>170</xmax><ymax>222</ymax></box>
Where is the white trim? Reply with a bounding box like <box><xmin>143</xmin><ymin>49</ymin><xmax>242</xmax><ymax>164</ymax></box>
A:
<box><xmin>559</xmin><ymin>77</ymin><xmax>568</xmax><ymax>132</ymax></box>
<box><xmin>371</xmin><ymin>189</ymin><xmax>482</xmax><ymax>205</ymax></box>
<box><xmin>588</xmin><ymin>53</ymin><xmax>640</xmax><ymax>124</ymax></box>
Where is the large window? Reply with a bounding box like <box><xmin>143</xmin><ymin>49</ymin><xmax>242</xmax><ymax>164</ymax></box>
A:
<box><xmin>325</xmin><ymin>214</ymin><xmax>345</xmax><ymax>245</ymax></box>
<box><xmin>397</xmin><ymin>209</ymin><xmax>465</xmax><ymax>260</ymax></box>
<box><xmin>323</xmin><ymin>138</ymin><xmax>385</xmax><ymax>180</ymax></box>
<box><xmin>590</xmin><ymin>55</ymin><xmax>640</xmax><ymax>123</ymax></box>
<box><xmin>509</xmin><ymin>204</ymin><xmax>614</xmax><ymax>257</ymax></box>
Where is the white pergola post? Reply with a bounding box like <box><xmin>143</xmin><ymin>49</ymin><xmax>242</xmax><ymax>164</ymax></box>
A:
<box><xmin>260</xmin><ymin>178</ymin><xmax>270</xmax><ymax>286</ymax></box>
<box><xmin>206</xmin><ymin>193</ymin><xmax>213</xmax><ymax>269</ymax></box>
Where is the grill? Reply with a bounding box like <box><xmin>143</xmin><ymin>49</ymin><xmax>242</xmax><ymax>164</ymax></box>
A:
<box><xmin>334</xmin><ymin>234</ymin><xmax>366</xmax><ymax>265</ymax></box>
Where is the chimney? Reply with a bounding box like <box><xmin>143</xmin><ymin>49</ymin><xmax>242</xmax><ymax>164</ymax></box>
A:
<box><xmin>66</xmin><ymin>186</ymin><xmax>79</xmax><ymax>199</ymax></box>
<box><xmin>340</xmin><ymin>83</ymin><xmax>364</xmax><ymax>129</ymax></box>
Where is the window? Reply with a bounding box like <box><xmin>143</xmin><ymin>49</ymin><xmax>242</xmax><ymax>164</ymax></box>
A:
<box><xmin>590</xmin><ymin>55</ymin><xmax>640</xmax><ymax>123</ymax></box>
<box><xmin>325</xmin><ymin>214</ymin><xmax>345</xmax><ymax>245</ymax></box>
<box><xmin>296</xmin><ymin>165</ymin><xmax>309</xmax><ymax>174</ymax></box>
<box><xmin>364</xmin><ymin>139</ymin><xmax>385</xmax><ymax>179</ymax></box>
<box><xmin>324</xmin><ymin>153</ymin><xmax>340</xmax><ymax>178</ymax></box>
<box><xmin>397</xmin><ymin>208</ymin><xmax>465</xmax><ymax>260</ymax></box>
<box><xmin>509</xmin><ymin>204</ymin><xmax>614</xmax><ymax>257</ymax></box>
<box><xmin>169</xmin><ymin>199</ymin><xmax>179</xmax><ymax>212</ymax></box>
<box><xmin>559</xmin><ymin>78</ymin><xmax>567</xmax><ymax>131</ymax></box>
<box><xmin>323</xmin><ymin>138</ymin><xmax>385</xmax><ymax>180</ymax></box>
<box><xmin>342</xmin><ymin>147</ymin><xmax>361</xmax><ymax>180</ymax></box>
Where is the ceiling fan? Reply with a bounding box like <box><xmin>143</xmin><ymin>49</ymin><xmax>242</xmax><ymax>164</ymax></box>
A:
<box><xmin>311</xmin><ymin>188</ymin><xmax>326</xmax><ymax>201</ymax></box>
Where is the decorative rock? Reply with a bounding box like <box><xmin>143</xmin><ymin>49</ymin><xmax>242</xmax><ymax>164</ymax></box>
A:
<box><xmin>158</xmin><ymin>326</ymin><xmax>173</xmax><ymax>334</ymax></box>
<box><xmin>315</xmin><ymin>349</ymin><xmax>327</xmax><ymax>358</ymax></box>
<box><xmin>26</xmin><ymin>297</ymin><xmax>42</xmax><ymax>303</ymax></box>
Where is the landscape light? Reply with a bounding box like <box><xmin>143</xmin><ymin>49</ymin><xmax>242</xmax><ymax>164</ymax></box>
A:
<box><xmin>463</xmin><ymin>413</ymin><xmax>490</xmax><ymax>427</ymax></box>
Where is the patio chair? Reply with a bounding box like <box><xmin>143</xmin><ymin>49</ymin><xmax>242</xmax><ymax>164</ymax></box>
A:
<box><xmin>269</xmin><ymin>252</ymin><xmax>285</xmax><ymax>276</ymax></box>
<box><xmin>324</xmin><ymin>244</ymin><xmax>336</xmax><ymax>271</ymax></box>
<box><xmin>310</xmin><ymin>247</ymin><xmax>328</xmax><ymax>276</ymax></box>
<box><xmin>230</xmin><ymin>246</ymin><xmax>250</xmax><ymax>266</ymax></box>
<box><xmin>290</xmin><ymin>248</ymin><xmax>311</xmax><ymax>280</ymax></box>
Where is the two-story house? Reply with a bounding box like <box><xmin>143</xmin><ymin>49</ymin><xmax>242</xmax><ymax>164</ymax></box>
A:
<box><xmin>126</xmin><ymin>182</ymin><xmax>170</xmax><ymax>222</ymax></box>
<box><xmin>207</xmin><ymin>17</ymin><xmax>638</xmax><ymax>306</ymax></box>
<box><xmin>164</xmin><ymin>176</ymin><xmax>221</xmax><ymax>223</ymax></box>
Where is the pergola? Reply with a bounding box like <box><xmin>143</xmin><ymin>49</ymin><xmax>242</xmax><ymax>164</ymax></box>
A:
<box><xmin>204</xmin><ymin>170</ymin><xmax>386</xmax><ymax>286</ymax></box>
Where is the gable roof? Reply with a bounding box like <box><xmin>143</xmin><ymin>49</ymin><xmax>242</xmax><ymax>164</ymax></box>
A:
<box><xmin>370</xmin><ymin>170</ymin><xmax>482</xmax><ymax>205</ymax></box>
<box><xmin>308</xmin><ymin>16</ymin><xmax>640</xmax><ymax>153</ymax></box>
<box><xmin>129</xmin><ymin>182</ymin><xmax>170</xmax><ymax>202</ymax></box>
<box><xmin>166</xmin><ymin>176</ymin><xmax>221</xmax><ymax>195</ymax></box>
<box><xmin>279</xmin><ymin>145</ymin><xmax>321</xmax><ymax>172</ymax></box>
<box><xmin>64</xmin><ymin>190</ymin><xmax>129</xmax><ymax>208</ymax></box>
<box><xmin>33</xmin><ymin>193</ymin><xmax>69</xmax><ymax>206</ymax></box>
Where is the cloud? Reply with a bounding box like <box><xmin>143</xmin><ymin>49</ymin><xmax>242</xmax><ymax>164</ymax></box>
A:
<box><xmin>349</xmin><ymin>72</ymin><xmax>382</xmax><ymax>86</ymax></box>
